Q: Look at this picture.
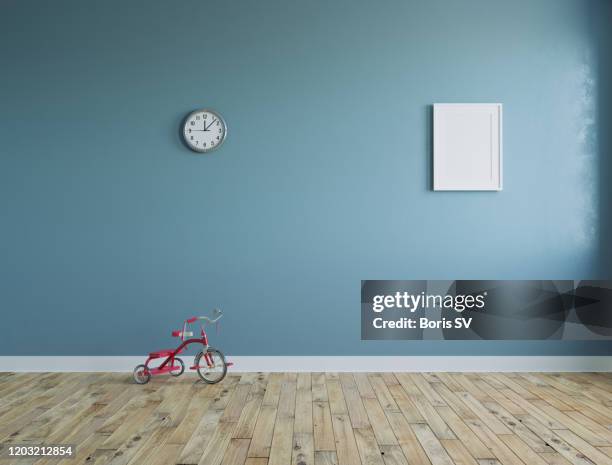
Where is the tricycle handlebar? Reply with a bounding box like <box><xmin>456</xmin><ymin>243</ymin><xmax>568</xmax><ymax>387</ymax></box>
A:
<box><xmin>197</xmin><ymin>309</ymin><xmax>223</xmax><ymax>325</ymax></box>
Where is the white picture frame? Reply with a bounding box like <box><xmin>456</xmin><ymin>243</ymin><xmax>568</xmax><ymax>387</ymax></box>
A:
<box><xmin>433</xmin><ymin>103</ymin><xmax>503</xmax><ymax>191</ymax></box>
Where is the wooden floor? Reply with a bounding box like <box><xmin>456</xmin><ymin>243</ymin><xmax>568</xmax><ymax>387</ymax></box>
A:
<box><xmin>1</xmin><ymin>373</ymin><xmax>612</xmax><ymax>465</ymax></box>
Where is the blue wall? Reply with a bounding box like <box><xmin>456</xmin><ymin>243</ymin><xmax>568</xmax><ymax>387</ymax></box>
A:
<box><xmin>1</xmin><ymin>0</ymin><xmax>611</xmax><ymax>355</ymax></box>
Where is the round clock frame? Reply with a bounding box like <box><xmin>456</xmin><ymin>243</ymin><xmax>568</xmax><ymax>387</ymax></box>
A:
<box><xmin>182</xmin><ymin>109</ymin><xmax>227</xmax><ymax>153</ymax></box>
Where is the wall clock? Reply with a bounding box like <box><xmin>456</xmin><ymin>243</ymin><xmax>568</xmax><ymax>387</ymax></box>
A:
<box><xmin>182</xmin><ymin>109</ymin><xmax>227</xmax><ymax>153</ymax></box>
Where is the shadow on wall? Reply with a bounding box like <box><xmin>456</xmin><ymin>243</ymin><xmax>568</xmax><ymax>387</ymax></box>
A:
<box><xmin>592</xmin><ymin>0</ymin><xmax>612</xmax><ymax>276</ymax></box>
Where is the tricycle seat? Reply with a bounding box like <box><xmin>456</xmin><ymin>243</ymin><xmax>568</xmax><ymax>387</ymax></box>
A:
<box><xmin>149</xmin><ymin>349</ymin><xmax>175</xmax><ymax>358</ymax></box>
<box><xmin>172</xmin><ymin>330</ymin><xmax>194</xmax><ymax>338</ymax></box>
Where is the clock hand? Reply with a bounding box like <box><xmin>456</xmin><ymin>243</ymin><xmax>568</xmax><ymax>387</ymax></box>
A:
<box><xmin>204</xmin><ymin>118</ymin><xmax>217</xmax><ymax>131</ymax></box>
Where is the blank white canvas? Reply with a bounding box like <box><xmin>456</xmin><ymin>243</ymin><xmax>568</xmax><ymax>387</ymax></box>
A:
<box><xmin>433</xmin><ymin>103</ymin><xmax>502</xmax><ymax>191</ymax></box>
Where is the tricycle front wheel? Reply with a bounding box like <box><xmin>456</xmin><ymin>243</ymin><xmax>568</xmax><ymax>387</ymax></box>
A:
<box><xmin>195</xmin><ymin>348</ymin><xmax>227</xmax><ymax>384</ymax></box>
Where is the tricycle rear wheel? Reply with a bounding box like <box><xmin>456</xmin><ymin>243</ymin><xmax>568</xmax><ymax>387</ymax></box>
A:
<box><xmin>133</xmin><ymin>364</ymin><xmax>151</xmax><ymax>384</ymax></box>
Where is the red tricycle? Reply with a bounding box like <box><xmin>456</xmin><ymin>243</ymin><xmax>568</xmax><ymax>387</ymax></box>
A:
<box><xmin>133</xmin><ymin>309</ymin><xmax>232</xmax><ymax>384</ymax></box>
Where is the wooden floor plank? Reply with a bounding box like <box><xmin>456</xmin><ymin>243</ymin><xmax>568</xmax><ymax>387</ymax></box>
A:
<box><xmin>500</xmin><ymin>389</ymin><xmax>567</xmax><ymax>430</ymax></box>
<box><xmin>262</xmin><ymin>373</ymin><xmax>284</xmax><ymax>407</ymax></box>
<box><xmin>198</xmin><ymin>420</ymin><xmax>237</xmax><ymax>465</ymax></box>
<box><xmin>221</xmin><ymin>383</ymin><xmax>252</xmax><ymax>423</ymax></box>
<box><xmin>354</xmin><ymin>427</ymin><xmax>385</xmax><ymax>465</ymax></box>
<box><xmin>471</xmin><ymin>379</ymin><xmax>528</xmax><ymax>416</ymax></box>
<box><xmin>564</xmin><ymin>410</ymin><xmax>612</xmax><ymax>443</ymax></box>
<box><xmin>440</xmin><ymin>439</ymin><xmax>479</xmax><ymax>465</ymax></box>
<box><xmin>268</xmin><ymin>416</ymin><xmax>293</xmax><ymax>465</ymax></box>
<box><xmin>245</xmin><ymin>459</ymin><xmax>269</xmax><ymax>465</ymax></box>
<box><xmin>327</xmin><ymin>376</ymin><xmax>348</xmax><ymax>415</ymax></box>
<box><xmin>380</xmin><ymin>445</ymin><xmax>411</xmax><ymax>465</ymax></box>
<box><xmin>313</xmin><ymin>402</ymin><xmax>336</xmax><ymax>452</ymax></box>
<box><xmin>167</xmin><ymin>397</ymin><xmax>212</xmax><ymax>445</ymax></box>
<box><xmin>340</xmin><ymin>373</ymin><xmax>370</xmax><ymax>429</ymax></box>
<box><xmin>386</xmin><ymin>411</ymin><xmax>433</xmax><ymax>465</ymax></box>
<box><xmin>538</xmin><ymin>452</ymin><xmax>574</xmax><ymax>465</ymax></box>
<box><xmin>388</xmin><ymin>384</ymin><xmax>426</xmax><ymax>423</ymax></box>
<box><xmin>221</xmin><ymin>438</ymin><xmax>250</xmax><ymax>465</ymax></box>
<box><xmin>482</xmin><ymin>400</ymin><xmax>554</xmax><ymax>453</ymax></box>
<box><xmin>314</xmin><ymin>451</ymin><xmax>339</xmax><ymax>465</ymax></box>
<box><xmin>369</xmin><ymin>375</ymin><xmax>400</xmax><ymax>412</ymax></box>
<box><xmin>462</xmin><ymin>418</ymin><xmax>526</xmax><ymax>465</ymax></box>
<box><xmin>293</xmin><ymin>432</ymin><xmax>315</xmax><ymax>465</ymax></box>
<box><xmin>149</xmin><ymin>443</ymin><xmax>184</xmax><ymax>465</ymax></box>
<box><xmin>516</xmin><ymin>414</ymin><xmax>598</xmax><ymax>465</ymax></box>
<box><xmin>409</xmin><ymin>374</ymin><xmax>446</xmax><ymax>408</ymax></box>
<box><xmin>268</xmin><ymin>375</ymin><xmax>296</xmax><ymax>465</ymax></box>
<box><xmin>433</xmin><ymin>383</ymin><xmax>480</xmax><ymax>420</ymax></box>
<box><xmin>411</xmin><ymin>423</ymin><xmax>454</xmax><ymax>465</ymax></box>
<box><xmin>363</xmin><ymin>397</ymin><xmax>398</xmax><ymax>446</ymax></box>
<box><xmin>498</xmin><ymin>434</ymin><xmax>549</xmax><ymax>465</ymax></box>
<box><xmin>457</xmin><ymin>392</ymin><xmax>513</xmax><ymax>435</ymax></box>
<box><xmin>331</xmin><ymin>414</ymin><xmax>362</xmax><ymax>465</ymax></box>
<box><xmin>554</xmin><ymin>429</ymin><xmax>612</xmax><ymax>465</ymax></box>
<box><xmin>248</xmin><ymin>406</ymin><xmax>278</xmax><ymax>458</ymax></box>
<box><xmin>531</xmin><ymin>399</ymin><xmax>612</xmax><ymax>446</ymax></box>
<box><xmin>178</xmin><ymin>408</ymin><xmax>224</xmax><ymax>464</ymax></box>
<box><xmin>355</xmin><ymin>373</ymin><xmax>376</xmax><ymax>399</ymax></box>
<box><xmin>312</xmin><ymin>373</ymin><xmax>329</xmax><ymax>402</ymax></box>
<box><xmin>434</xmin><ymin>406</ymin><xmax>493</xmax><ymax>459</ymax></box>
<box><xmin>295</xmin><ymin>373</ymin><xmax>314</xmax><ymax>434</ymax></box>
<box><xmin>408</xmin><ymin>395</ymin><xmax>455</xmax><ymax>440</ymax></box>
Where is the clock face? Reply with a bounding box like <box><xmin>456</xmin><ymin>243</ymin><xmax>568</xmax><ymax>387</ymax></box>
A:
<box><xmin>182</xmin><ymin>109</ymin><xmax>227</xmax><ymax>153</ymax></box>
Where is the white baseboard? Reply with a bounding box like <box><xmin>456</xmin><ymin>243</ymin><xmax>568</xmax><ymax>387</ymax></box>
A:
<box><xmin>0</xmin><ymin>356</ymin><xmax>611</xmax><ymax>373</ymax></box>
